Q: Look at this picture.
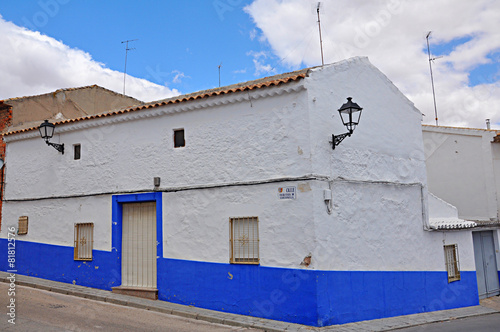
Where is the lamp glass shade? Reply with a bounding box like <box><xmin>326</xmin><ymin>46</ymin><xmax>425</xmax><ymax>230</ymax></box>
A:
<box><xmin>39</xmin><ymin>120</ymin><xmax>55</xmax><ymax>141</ymax></box>
<box><xmin>338</xmin><ymin>97</ymin><xmax>362</xmax><ymax>133</ymax></box>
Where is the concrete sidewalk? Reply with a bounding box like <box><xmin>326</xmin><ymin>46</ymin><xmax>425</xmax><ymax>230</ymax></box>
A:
<box><xmin>1</xmin><ymin>271</ymin><xmax>498</xmax><ymax>331</ymax></box>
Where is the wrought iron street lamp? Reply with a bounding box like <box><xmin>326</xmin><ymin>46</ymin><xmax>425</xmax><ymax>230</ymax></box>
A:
<box><xmin>39</xmin><ymin>120</ymin><xmax>64</xmax><ymax>154</ymax></box>
<box><xmin>332</xmin><ymin>97</ymin><xmax>362</xmax><ymax>149</ymax></box>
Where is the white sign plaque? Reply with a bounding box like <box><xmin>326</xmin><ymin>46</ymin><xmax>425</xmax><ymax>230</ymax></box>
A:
<box><xmin>278</xmin><ymin>186</ymin><xmax>296</xmax><ymax>200</ymax></box>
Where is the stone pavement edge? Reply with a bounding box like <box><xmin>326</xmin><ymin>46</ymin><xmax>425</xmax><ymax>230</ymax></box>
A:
<box><xmin>1</xmin><ymin>271</ymin><xmax>499</xmax><ymax>332</ymax></box>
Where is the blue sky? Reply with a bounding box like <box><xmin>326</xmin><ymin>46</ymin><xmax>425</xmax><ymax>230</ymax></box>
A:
<box><xmin>0</xmin><ymin>0</ymin><xmax>499</xmax><ymax>128</ymax></box>
<box><xmin>0</xmin><ymin>0</ymin><xmax>269</xmax><ymax>93</ymax></box>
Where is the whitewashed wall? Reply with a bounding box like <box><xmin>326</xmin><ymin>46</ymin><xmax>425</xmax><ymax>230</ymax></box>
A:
<box><xmin>306</xmin><ymin>57</ymin><xmax>427</xmax><ymax>185</ymax></box>
<box><xmin>3</xmin><ymin>86</ymin><xmax>310</xmax><ymax>201</ymax></box>
<box><xmin>423</xmin><ymin>126</ymin><xmax>499</xmax><ymax>221</ymax></box>
<box><xmin>1</xmin><ymin>57</ymin><xmax>476</xmax><ymax>272</ymax></box>
<box><xmin>492</xmin><ymin>143</ymin><xmax>500</xmax><ymax>220</ymax></box>
<box><xmin>162</xmin><ymin>181</ymin><xmax>316</xmax><ymax>267</ymax></box>
<box><xmin>161</xmin><ymin>179</ymin><xmax>476</xmax><ymax>271</ymax></box>
<box><xmin>301</xmin><ymin>58</ymin><xmax>477</xmax><ymax>271</ymax></box>
<box><xmin>313</xmin><ymin>180</ymin><xmax>476</xmax><ymax>271</ymax></box>
<box><xmin>428</xmin><ymin>193</ymin><xmax>461</xmax><ymax>219</ymax></box>
<box><xmin>1</xmin><ymin>196</ymin><xmax>111</xmax><ymax>251</ymax></box>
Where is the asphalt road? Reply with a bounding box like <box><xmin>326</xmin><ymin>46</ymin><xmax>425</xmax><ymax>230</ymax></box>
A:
<box><xmin>393</xmin><ymin>313</ymin><xmax>500</xmax><ymax>332</ymax></box>
<box><xmin>0</xmin><ymin>283</ymin><xmax>259</xmax><ymax>332</ymax></box>
<box><xmin>2</xmin><ymin>281</ymin><xmax>500</xmax><ymax>332</ymax></box>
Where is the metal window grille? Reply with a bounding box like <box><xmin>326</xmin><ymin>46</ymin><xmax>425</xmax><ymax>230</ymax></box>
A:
<box><xmin>74</xmin><ymin>223</ymin><xmax>94</xmax><ymax>261</ymax></box>
<box><xmin>444</xmin><ymin>244</ymin><xmax>460</xmax><ymax>282</ymax></box>
<box><xmin>18</xmin><ymin>216</ymin><xmax>28</xmax><ymax>235</ymax></box>
<box><xmin>230</xmin><ymin>217</ymin><xmax>259</xmax><ymax>264</ymax></box>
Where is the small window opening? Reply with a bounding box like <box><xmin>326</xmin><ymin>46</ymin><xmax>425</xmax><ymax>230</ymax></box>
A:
<box><xmin>18</xmin><ymin>216</ymin><xmax>28</xmax><ymax>235</ymax></box>
<box><xmin>74</xmin><ymin>223</ymin><xmax>94</xmax><ymax>261</ymax></box>
<box><xmin>444</xmin><ymin>244</ymin><xmax>460</xmax><ymax>282</ymax></box>
<box><xmin>174</xmin><ymin>129</ymin><xmax>185</xmax><ymax>148</ymax></box>
<box><xmin>74</xmin><ymin>144</ymin><xmax>81</xmax><ymax>160</ymax></box>
<box><xmin>230</xmin><ymin>217</ymin><xmax>259</xmax><ymax>264</ymax></box>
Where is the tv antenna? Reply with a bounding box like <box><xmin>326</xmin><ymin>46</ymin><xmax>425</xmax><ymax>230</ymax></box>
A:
<box><xmin>426</xmin><ymin>32</ymin><xmax>441</xmax><ymax>126</ymax></box>
<box><xmin>121</xmin><ymin>39</ymin><xmax>138</xmax><ymax>95</ymax></box>
<box><xmin>218</xmin><ymin>62</ymin><xmax>222</xmax><ymax>87</ymax></box>
<box><xmin>316</xmin><ymin>2</ymin><xmax>325</xmax><ymax>66</ymax></box>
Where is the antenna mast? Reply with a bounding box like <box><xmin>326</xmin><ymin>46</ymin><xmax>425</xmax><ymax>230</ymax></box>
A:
<box><xmin>218</xmin><ymin>62</ymin><xmax>222</xmax><ymax>87</ymax></box>
<box><xmin>317</xmin><ymin>2</ymin><xmax>325</xmax><ymax>66</ymax></box>
<box><xmin>426</xmin><ymin>32</ymin><xmax>439</xmax><ymax>126</ymax></box>
<box><xmin>121</xmin><ymin>39</ymin><xmax>138</xmax><ymax>95</ymax></box>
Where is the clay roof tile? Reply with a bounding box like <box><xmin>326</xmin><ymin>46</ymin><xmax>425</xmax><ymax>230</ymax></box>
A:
<box><xmin>4</xmin><ymin>69</ymin><xmax>308</xmax><ymax>136</ymax></box>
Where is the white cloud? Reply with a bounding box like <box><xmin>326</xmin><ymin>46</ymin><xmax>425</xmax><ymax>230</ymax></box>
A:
<box><xmin>172</xmin><ymin>70</ymin><xmax>189</xmax><ymax>84</ymax></box>
<box><xmin>233</xmin><ymin>68</ymin><xmax>247</xmax><ymax>74</ymax></box>
<box><xmin>246</xmin><ymin>50</ymin><xmax>276</xmax><ymax>76</ymax></box>
<box><xmin>249</xmin><ymin>28</ymin><xmax>257</xmax><ymax>41</ymax></box>
<box><xmin>0</xmin><ymin>16</ymin><xmax>179</xmax><ymax>102</ymax></box>
<box><xmin>245</xmin><ymin>0</ymin><xmax>500</xmax><ymax>128</ymax></box>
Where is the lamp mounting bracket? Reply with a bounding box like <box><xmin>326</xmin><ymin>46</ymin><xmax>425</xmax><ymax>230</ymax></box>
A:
<box><xmin>332</xmin><ymin>132</ymin><xmax>351</xmax><ymax>150</ymax></box>
<box><xmin>47</xmin><ymin>141</ymin><xmax>64</xmax><ymax>154</ymax></box>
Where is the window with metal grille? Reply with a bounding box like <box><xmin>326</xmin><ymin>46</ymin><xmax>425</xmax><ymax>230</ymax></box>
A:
<box><xmin>230</xmin><ymin>217</ymin><xmax>259</xmax><ymax>264</ymax></box>
<box><xmin>74</xmin><ymin>223</ymin><xmax>93</xmax><ymax>261</ymax></box>
<box><xmin>444</xmin><ymin>244</ymin><xmax>460</xmax><ymax>282</ymax></box>
<box><xmin>18</xmin><ymin>216</ymin><xmax>28</xmax><ymax>235</ymax></box>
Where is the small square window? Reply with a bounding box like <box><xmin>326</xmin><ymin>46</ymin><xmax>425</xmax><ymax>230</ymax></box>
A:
<box><xmin>18</xmin><ymin>216</ymin><xmax>28</xmax><ymax>235</ymax></box>
<box><xmin>74</xmin><ymin>223</ymin><xmax>93</xmax><ymax>261</ymax></box>
<box><xmin>444</xmin><ymin>244</ymin><xmax>460</xmax><ymax>282</ymax></box>
<box><xmin>174</xmin><ymin>129</ymin><xmax>185</xmax><ymax>148</ymax></box>
<box><xmin>230</xmin><ymin>217</ymin><xmax>259</xmax><ymax>264</ymax></box>
<box><xmin>74</xmin><ymin>144</ymin><xmax>81</xmax><ymax>160</ymax></box>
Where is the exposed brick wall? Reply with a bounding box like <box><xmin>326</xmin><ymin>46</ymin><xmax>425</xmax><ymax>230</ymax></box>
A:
<box><xmin>0</xmin><ymin>106</ymin><xmax>13</xmax><ymax>156</ymax></box>
<box><xmin>0</xmin><ymin>103</ymin><xmax>13</xmax><ymax>231</ymax></box>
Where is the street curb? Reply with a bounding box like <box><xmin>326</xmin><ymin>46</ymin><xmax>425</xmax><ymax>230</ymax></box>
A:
<box><xmin>1</xmin><ymin>272</ymin><xmax>499</xmax><ymax>331</ymax></box>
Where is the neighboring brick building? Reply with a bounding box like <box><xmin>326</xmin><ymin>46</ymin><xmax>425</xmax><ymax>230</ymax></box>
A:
<box><xmin>4</xmin><ymin>85</ymin><xmax>141</xmax><ymax>132</ymax></box>
<box><xmin>0</xmin><ymin>100</ymin><xmax>12</xmax><ymax>157</ymax></box>
<box><xmin>0</xmin><ymin>85</ymin><xmax>142</xmax><ymax>230</ymax></box>
<box><xmin>0</xmin><ymin>101</ymin><xmax>12</xmax><ymax>230</ymax></box>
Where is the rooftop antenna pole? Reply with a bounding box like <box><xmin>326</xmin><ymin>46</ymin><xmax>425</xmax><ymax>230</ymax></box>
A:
<box><xmin>426</xmin><ymin>32</ymin><xmax>439</xmax><ymax>126</ymax></box>
<box><xmin>317</xmin><ymin>2</ymin><xmax>325</xmax><ymax>66</ymax></box>
<box><xmin>121</xmin><ymin>39</ymin><xmax>138</xmax><ymax>95</ymax></box>
<box><xmin>218</xmin><ymin>62</ymin><xmax>222</xmax><ymax>87</ymax></box>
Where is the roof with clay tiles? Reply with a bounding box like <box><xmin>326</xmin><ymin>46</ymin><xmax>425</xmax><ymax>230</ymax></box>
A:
<box><xmin>3</xmin><ymin>68</ymin><xmax>310</xmax><ymax>137</ymax></box>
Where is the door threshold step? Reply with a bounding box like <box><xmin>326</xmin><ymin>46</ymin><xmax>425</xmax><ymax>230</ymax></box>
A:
<box><xmin>112</xmin><ymin>286</ymin><xmax>158</xmax><ymax>300</ymax></box>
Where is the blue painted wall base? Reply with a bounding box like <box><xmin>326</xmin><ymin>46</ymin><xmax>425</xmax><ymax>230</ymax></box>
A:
<box><xmin>0</xmin><ymin>239</ymin><xmax>479</xmax><ymax>327</ymax></box>
<box><xmin>0</xmin><ymin>239</ymin><xmax>118</xmax><ymax>290</ymax></box>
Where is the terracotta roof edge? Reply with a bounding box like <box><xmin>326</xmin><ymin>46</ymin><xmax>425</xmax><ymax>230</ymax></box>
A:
<box><xmin>5</xmin><ymin>85</ymin><xmax>142</xmax><ymax>103</ymax></box>
<box><xmin>4</xmin><ymin>69</ymin><xmax>309</xmax><ymax>137</ymax></box>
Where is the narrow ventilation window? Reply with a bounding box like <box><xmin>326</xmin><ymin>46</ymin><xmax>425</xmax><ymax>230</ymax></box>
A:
<box><xmin>230</xmin><ymin>217</ymin><xmax>259</xmax><ymax>264</ymax></box>
<box><xmin>74</xmin><ymin>223</ymin><xmax>94</xmax><ymax>261</ymax></box>
<box><xmin>174</xmin><ymin>129</ymin><xmax>185</xmax><ymax>148</ymax></box>
<box><xmin>74</xmin><ymin>144</ymin><xmax>81</xmax><ymax>160</ymax></box>
<box><xmin>444</xmin><ymin>244</ymin><xmax>460</xmax><ymax>282</ymax></box>
<box><xmin>18</xmin><ymin>216</ymin><xmax>28</xmax><ymax>235</ymax></box>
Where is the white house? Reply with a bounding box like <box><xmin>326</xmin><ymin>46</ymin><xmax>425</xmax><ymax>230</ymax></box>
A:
<box><xmin>0</xmin><ymin>57</ymin><xmax>479</xmax><ymax>327</ymax></box>
<box><xmin>423</xmin><ymin>125</ymin><xmax>500</xmax><ymax>299</ymax></box>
